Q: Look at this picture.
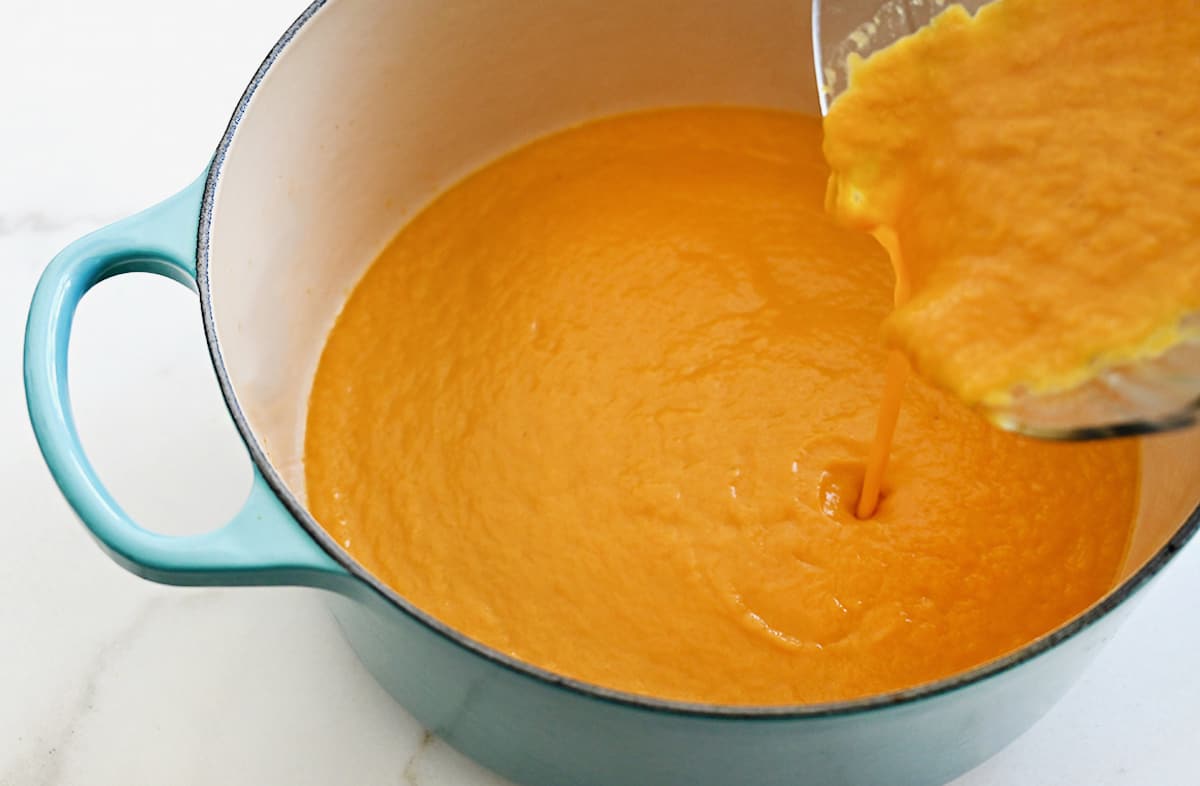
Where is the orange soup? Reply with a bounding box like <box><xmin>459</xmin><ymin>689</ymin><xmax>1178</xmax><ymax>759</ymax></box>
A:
<box><xmin>823</xmin><ymin>0</ymin><xmax>1200</xmax><ymax>408</ymax></box>
<box><xmin>305</xmin><ymin>108</ymin><xmax>1139</xmax><ymax>705</ymax></box>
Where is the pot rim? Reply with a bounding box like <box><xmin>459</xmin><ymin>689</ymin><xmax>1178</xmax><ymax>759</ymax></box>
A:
<box><xmin>195</xmin><ymin>0</ymin><xmax>1200</xmax><ymax>721</ymax></box>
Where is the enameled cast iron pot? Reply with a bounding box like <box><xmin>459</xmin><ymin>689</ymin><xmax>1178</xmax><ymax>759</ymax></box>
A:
<box><xmin>23</xmin><ymin>1</ymin><xmax>1200</xmax><ymax>784</ymax></box>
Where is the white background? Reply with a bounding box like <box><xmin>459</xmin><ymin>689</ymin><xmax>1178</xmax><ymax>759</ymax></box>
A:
<box><xmin>0</xmin><ymin>1</ymin><xmax>1197</xmax><ymax>784</ymax></box>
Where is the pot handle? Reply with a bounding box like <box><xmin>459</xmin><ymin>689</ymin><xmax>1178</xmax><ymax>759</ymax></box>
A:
<box><xmin>24</xmin><ymin>175</ymin><xmax>348</xmax><ymax>589</ymax></box>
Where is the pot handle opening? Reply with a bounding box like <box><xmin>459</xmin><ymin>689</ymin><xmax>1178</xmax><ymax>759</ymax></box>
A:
<box><xmin>24</xmin><ymin>175</ymin><xmax>348</xmax><ymax>590</ymax></box>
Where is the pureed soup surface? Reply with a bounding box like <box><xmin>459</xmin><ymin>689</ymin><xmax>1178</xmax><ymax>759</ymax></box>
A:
<box><xmin>305</xmin><ymin>108</ymin><xmax>1139</xmax><ymax>705</ymax></box>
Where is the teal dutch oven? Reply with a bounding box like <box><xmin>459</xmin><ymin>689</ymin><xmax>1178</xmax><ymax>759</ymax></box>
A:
<box><xmin>23</xmin><ymin>1</ymin><xmax>1200</xmax><ymax>784</ymax></box>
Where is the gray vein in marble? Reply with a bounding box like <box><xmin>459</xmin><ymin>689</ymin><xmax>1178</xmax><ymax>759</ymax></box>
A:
<box><xmin>0</xmin><ymin>213</ymin><xmax>122</xmax><ymax>238</ymax></box>
<box><xmin>0</xmin><ymin>592</ymin><xmax>217</xmax><ymax>786</ymax></box>
<box><xmin>402</xmin><ymin>730</ymin><xmax>436</xmax><ymax>786</ymax></box>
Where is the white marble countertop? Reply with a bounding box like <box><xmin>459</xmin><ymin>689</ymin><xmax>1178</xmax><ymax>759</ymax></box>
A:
<box><xmin>1</xmin><ymin>2</ymin><xmax>1197</xmax><ymax>784</ymax></box>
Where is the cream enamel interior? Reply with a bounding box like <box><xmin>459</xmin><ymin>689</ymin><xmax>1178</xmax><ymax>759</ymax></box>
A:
<box><xmin>205</xmin><ymin>0</ymin><xmax>1200</xmax><ymax>614</ymax></box>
